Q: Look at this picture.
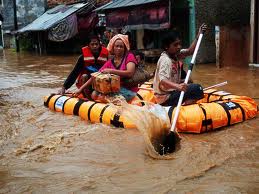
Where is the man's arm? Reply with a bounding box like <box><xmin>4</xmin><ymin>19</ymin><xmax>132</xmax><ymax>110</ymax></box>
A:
<box><xmin>73</xmin><ymin>77</ymin><xmax>93</xmax><ymax>96</ymax></box>
<box><xmin>157</xmin><ymin>57</ymin><xmax>187</xmax><ymax>92</ymax></box>
<box><xmin>160</xmin><ymin>79</ymin><xmax>187</xmax><ymax>92</ymax></box>
<box><xmin>63</xmin><ymin>55</ymin><xmax>84</xmax><ymax>89</ymax></box>
<box><xmin>178</xmin><ymin>23</ymin><xmax>207</xmax><ymax>59</ymax></box>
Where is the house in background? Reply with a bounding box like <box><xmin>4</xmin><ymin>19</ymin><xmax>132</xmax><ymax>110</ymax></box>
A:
<box><xmin>97</xmin><ymin>0</ymin><xmax>254</xmax><ymax>67</ymax></box>
<box><xmin>1</xmin><ymin>0</ymin><xmax>99</xmax><ymax>53</ymax></box>
<box><xmin>1</xmin><ymin>0</ymin><xmax>257</xmax><ymax>67</ymax></box>
<box><xmin>18</xmin><ymin>1</ymin><xmax>97</xmax><ymax>54</ymax></box>
<box><xmin>96</xmin><ymin>0</ymin><xmax>196</xmax><ymax>62</ymax></box>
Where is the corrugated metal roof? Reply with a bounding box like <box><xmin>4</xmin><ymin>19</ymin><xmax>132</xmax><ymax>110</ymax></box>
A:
<box><xmin>95</xmin><ymin>0</ymin><xmax>160</xmax><ymax>11</ymax></box>
<box><xmin>18</xmin><ymin>2</ymin><xmax>90</xmax><ymax>33</ymax></box>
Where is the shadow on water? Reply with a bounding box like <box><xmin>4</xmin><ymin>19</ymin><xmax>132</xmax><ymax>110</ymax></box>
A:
<box><xmin>0</xmin><ymin>50</ymin><xmax>258</xmax><ymax>193</ymax></box>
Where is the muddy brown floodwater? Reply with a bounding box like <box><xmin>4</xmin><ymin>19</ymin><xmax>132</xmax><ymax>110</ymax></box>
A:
<box><xmin>0</xmin><ymin>50</ymin><xmax>258</xmax><ymax>193</ymax></box>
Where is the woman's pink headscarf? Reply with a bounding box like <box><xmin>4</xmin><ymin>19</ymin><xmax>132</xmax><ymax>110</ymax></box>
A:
<box><xmin>107</xmin><ymin>34</ymin><xmax>130</xmax><ymax>54</ymax></box>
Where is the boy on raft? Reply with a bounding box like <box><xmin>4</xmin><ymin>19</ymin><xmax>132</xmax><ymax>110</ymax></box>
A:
<box><xmin>153</xmin><ymin>23</ymin><xmax>207</xmax><ymax>106</ymax></box>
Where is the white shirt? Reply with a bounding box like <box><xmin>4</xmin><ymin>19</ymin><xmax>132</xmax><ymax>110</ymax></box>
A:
<box><xmin>153</xmin><ymin>52</ymin><xmax>184</xmax><ymax>104</ymax></box>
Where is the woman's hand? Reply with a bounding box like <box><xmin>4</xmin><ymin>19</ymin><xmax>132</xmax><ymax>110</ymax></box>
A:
<box><xmin>72</xmin><ymin>88</ymin><xmax>82</xmax><ymax>97</ymax></box>
<box><xmin>101</xmin><ymin>68</ymin><xmax>113</xmax><ymax>74</ymax></box>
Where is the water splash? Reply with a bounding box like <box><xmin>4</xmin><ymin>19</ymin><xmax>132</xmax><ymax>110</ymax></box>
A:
<box><xmin>120</xmin><ymin>102</ymin><xmax>179</xmax><ymax>159</ymax></box>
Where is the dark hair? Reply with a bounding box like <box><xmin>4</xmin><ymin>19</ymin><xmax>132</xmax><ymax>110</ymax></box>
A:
<box><xmin>161</xmin><ymin>30</ymin><xmax>181</xmax><ymax>50</ymax></box>
<box><xmin>134</xmin><ymin>51</ymin><xmax>145</xmax><ymax>60</ymax></box>
<box><xmin>86</xmin><ymin>33</ymin><xmax>100</xmax><ymax>45</ymax></box>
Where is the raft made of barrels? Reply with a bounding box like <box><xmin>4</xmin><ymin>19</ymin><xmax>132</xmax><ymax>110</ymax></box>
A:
<box><xmin>44</xmin><ymin>85</ymin><xmax>258</xmax><ymax>133</ymax></box>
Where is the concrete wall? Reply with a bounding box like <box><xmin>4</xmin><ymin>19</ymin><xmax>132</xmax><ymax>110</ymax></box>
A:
<box><xmin>16</xmin><ymin>0</ymin><xmax>46</xmax><ymax>28</ymax></box>
<box><xmin>2</xmin><ymin>0</ymin><xmax>45</xmax><ymax>30</ymax></box>
<box><xmin>195</xmin><ymin>0</ymin><xmax>251</xmax><ymax>64</ymax></box>
<box><xmin>2</xmin><ymin>0</ymin><xmax>14</xmax><ymax>30</ymax></box>
<box><xmin>2</xmin><ymin>0</ymin><xmax>45</xmax><ymax>48</ymax></box>
<box><xmin>0</xmin><ymin>4</ymin><xmax>3</xmax><ymax>19</ymax></box>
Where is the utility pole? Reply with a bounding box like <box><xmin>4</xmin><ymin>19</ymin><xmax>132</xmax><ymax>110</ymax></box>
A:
<box><xmin>0</xmin><ymin>14</ymin><xmax>4</xmax><ymax>48</ymax></box>
<box><xmin>13</xmin><ymin>0</ymin><xmax>19</xmax><ymax>52</ymax></box>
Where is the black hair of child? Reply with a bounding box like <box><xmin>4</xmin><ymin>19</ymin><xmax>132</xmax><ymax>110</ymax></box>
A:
<box><xmin>161</xmin><ymin>30</ymin><xmax>181</xmax><ymax>50</ymax></box>
<box><xmin>134</xmin><ymin>51</ymin><xmax>145</xmax><ymax>60</ymax></box>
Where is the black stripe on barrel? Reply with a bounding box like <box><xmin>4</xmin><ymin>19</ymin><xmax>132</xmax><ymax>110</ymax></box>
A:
<box><xmin>53</xmin><ymin>96</ymin><xmax>63</xmax><ymax>111</ymax></box>
<box><xmin>111</xmin><ymin>114</ymin><xmax>124</xmax><ymax>128</ymax></box>
<box><xmin>99</xmin><ymin>105</ymin><xmax>110</xmax><ymax>123</ymax></box>
<box><xmin>200</xmin><ymin>105</ymin><xmax>213</xmax><ymax>131</ymax></box>
<box><xmin>62</xmin><ymin>97</ymin><xmax>72</xmax><ymax>112</ymax></box>
<box><xmin>44</xmin><ymin>94</ymin><xmax>56</xmax><ymax>107</ymax></box>
<box><xmin>73</xmin><ymin>99</ymin><xmax>86</xmax><ymax>116</ymax></box>
<box><xmin>231</xmin><ymin>102</ymin><xmax>246</xmax><ymax>121</ymax></box>
<box><xmin>87</xmin><ymin>102</ymin><xmax>98</xmax><ymax>121</ymax></box>
<box><xmin>218</xmin><ymin>102</ymin><xmax>232</xmax><ymax>126</ymax></box>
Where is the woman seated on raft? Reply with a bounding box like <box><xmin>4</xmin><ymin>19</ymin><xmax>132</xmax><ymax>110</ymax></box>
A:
<box><xmin>153</xmin><ymin>24</ymin><xmax>207</xmax><ymax>106</ymax></box>
<box><xmin>73</xmin><ymin>34</ymin><xmax>138</xmax><ymax>102</ymax></box>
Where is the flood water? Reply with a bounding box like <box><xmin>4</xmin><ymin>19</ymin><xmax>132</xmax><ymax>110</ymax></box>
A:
<box><xmin>0</xmin><ymin>50</ymin><xmax>258</xmax><ymax>193</ymax></box>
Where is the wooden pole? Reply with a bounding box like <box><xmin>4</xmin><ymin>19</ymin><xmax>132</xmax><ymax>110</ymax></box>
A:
<box><xmin>0</xmin><ymin>20</ymin><xmax>4</xmax><ymax>48</ymax></box>
<box><xmin>13</xmin><ymin>0</ymin><xmax>20</xmax><ymax>52</ymax></box>
<box><xmin>215</xmin><ymin>26</ymin><xmax>220</xmax><ymax>68</ymax></box>
<box><xmin>38</xmin><ymin>32</ymin><xmax>42</xmax><ymax>55</ymax></box>
<box><xmin>250</xmin><ymin>0</ymin><xmax>255</xmax><ymax>64</ymax></box>
<box><xmin>256</xmin><ymin>0</ymin><xmax>259</xmax><ymax>63</ymax></box>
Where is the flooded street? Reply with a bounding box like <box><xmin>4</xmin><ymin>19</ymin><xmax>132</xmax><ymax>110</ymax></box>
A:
<box><xmin>0</xmin><ymin>50</ymin><xmax>258</xmax><ymax>193</ymax></box>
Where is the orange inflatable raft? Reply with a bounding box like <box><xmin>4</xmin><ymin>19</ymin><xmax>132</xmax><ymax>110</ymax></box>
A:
<box><xmin>44</xmin><ymin>83</ymin><xmax>258</xmax><ymax>133</ymax></box>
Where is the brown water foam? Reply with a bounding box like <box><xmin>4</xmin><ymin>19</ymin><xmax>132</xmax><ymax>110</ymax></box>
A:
<box><xmin>120</xmin><ymin>102</ymin><xmax>179</xmax><ymax>159</ymax></box>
